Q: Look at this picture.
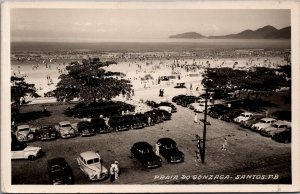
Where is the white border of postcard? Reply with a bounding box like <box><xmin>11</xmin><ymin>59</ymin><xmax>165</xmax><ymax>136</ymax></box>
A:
<box><xmin>1</xmin><ymin>0</ymin><xmax>300</xmax><ymax>193</ymax></box>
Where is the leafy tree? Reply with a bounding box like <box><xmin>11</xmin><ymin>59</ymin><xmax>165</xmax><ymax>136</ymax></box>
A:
<box><xmin>51</xmin><ymin>58</ymin><xmax>132</xmax><ymax>103</ymax></box>
<box><xmin>11</xmin><ymin>76</ymin><xmax>40</xmax><ymax>113</ymax></box>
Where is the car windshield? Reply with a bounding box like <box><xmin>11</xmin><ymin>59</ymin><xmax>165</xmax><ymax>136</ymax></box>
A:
<box><xmin>18</xmin><ymin>128</ymin><xmax>30</xmax><ymax>132</ymax></box>
<box><xmin>51</xmin><ymin>165</ymin><xmax>61</xmax><ymax>172</ymax></box>
<box><xmin>260</xmin><ymin>120</ymin><xmax>267</xmax><ymax>123</ymax></box>
<box><xmin>86</xmin><ymin>158</ymin><xmax>100</xmax><ymax>164</ymax></box>
<box><xmin>61</xmin><ymin>124</ymin><xmax>71</xmax><ymax>127</ymax></box>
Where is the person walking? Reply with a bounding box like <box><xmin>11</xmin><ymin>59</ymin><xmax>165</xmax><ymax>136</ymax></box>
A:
<box><xmin>147</xmin><ymin>116</ymin><xmax>152</xmax><ymax>127</ymax></box>
<box><xmin>110</xmin><ymin>164</ymin><xmax>116</xmax><ymax>183</ymax></box>
<box><xmin>114</xmin><ymin>161</ymin><xmax>119</xmax><ymax>180</ymax></box>
<box><xmin>221</xmin><ymin>138</ymin><xmax>228</xmax><ymax>151</ymax></box>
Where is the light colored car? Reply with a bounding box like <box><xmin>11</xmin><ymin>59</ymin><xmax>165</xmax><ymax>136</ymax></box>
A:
<box><xmin>157</xmin><ymin>106</ymin><xmax>172</xmax><ymax>113</ymax></box>
<box><xmin>188</xmin><ymin>102</ymin><xmax>200</xmax><ymax>110</ymax></box>
<box><xmin>260</xmin><ymin>122</ymin><xmax>289</xmax><ymax>137</ymax></box>
<box><xmin>194</xmin><ymin>103</ymin><xmax>212</xmax><ymax>113</ymax></box>
<box><xmin>251</xmin><ymin>118</ymin><xmax>277</xmax><ymax>131</ymax></box>
<box><xmin>55</xmin><ymin>121</ymin><xmax>76</xmax><ymax>139</ymax></box>
<box><xmin>11</xmin><ymin>141</ymin><xmax>44</xmax><ymax>160</ymax></box>
<box><xmin>234</xmin><ymin>112</ymin><xmax>254</xmax><ymax>123</ymax></box>
<box><xmin>13</xmin><ymin>125</ymin><xmax>35</xmax><ymax>142</ymax></box>
<box><xmin>76</xmin><ymin>151</ymin><xmax>108</xmax><ymax>181</ymax></box>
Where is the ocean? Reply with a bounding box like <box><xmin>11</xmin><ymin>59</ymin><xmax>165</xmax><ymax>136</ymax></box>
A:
<box><xmin>11</xmin><ymin>39</ymin><xmax>291</xmax><ymax>53</ymax></box>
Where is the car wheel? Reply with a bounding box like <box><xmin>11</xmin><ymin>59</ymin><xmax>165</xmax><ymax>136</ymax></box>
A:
<box><xmin>28</xmin><ymin>155</ymin><xmax>36</xmax><ymax>161</ymax></box>
<box><xmin>27</xmin><ymin>133</ymin><xmax>35</xmax><ymax>141</ymax></box>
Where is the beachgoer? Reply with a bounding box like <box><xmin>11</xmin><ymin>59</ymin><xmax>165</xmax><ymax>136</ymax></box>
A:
<box><xmin>222</xmin><ymin>138</ymin><xmax>228</xmax><ymax>151</ymax></box>
<box><xmin>155</xmin><ymin>143</ymin><xmax>161</xmax><ymax>156</ymax></box>
<box><xmin>110</xmin><ymin>164</ymin><xmax>116</xmax><ymax>183</ymax></box>
<box><xmin>114</xmin><ymin>161</ymin><xmax>119</xmax><ymax>180</ymax></box>
<box><xmin>194</xmin><ymin>113</ymin><xmax>198</xmax><ymax>123</ymax></box>
<box><xmin>147</xmin><ymin>116</ymin><xmax>152</xmax><ymax>126</ymax></box>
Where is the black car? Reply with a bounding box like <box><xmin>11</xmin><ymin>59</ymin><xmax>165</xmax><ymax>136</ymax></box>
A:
<box><xmin>153</xmin><ymin>109</ymin><xmax>172</xmax><ymax>121</ymax></box>
<box><xmin>90</xmin><ymin>118</ymin><xmax>111</xmax><ymax>134</ymax></box>
<box><xmin>208</xmin><ymin>105</ymin><xmax>228</xmax><ymax>119</ymax></box>
<box><xmin>272</xmin><ymin>128</ymin><xmax>291</xmax><ymax>143</ymax></box>
<box><xmin>144</xmin><ymin>110</ymin><xmax>163</xmax><ymax>124</ymax></box>
<box><xmin>76</xmin><ymin>121</ymin><xmax>96</xmax><ymax>137</ymax></box>
<box><xmin>221</xmin><ymin>109</ymin><xmax>243</xmax><ymax>122</ymax></box>
<box><xmin>177</xmin><ymin>96</ymin><xmax>199</xmax><ymax>107</ymax></box>
<box><xmin>131</xmin><ymin>141</ymin><xmax>162</xmax><ymax>169</ymax></box>
<box><xmin>36</xmin><ymin>125</ymin><xmax>58</xmax><ymax>141</ymax></box>
<box><xmin>123</xmin><ymin>114</ymin><xmax>145</xmax><ymax>129</ymax></box>
<box><xmin>157</xmin><ymin>138</ymin><xmax>184</xmax><ymax>163</ymax></box>
<box><xmin>158</xmin><ymin>102</ymin><xmax>177</xmax><ymax>113</ymax></box>
<box><xmin>135</xmin><ymin>113</ymin><xmax>149</xmax><ymax>126</ymax></box>
<box><xmin>171</xmin><ymin>95</ymin><xmax>185</xmax><ymax>103</ymax></box>
<box><xmin>108</xmin><ymin>116</ymin><xmax>130</xmax><ymax>131</ymax></box>
<box><xmin>47</xmin><ymin>157</ymin><xmax>74</xmax><ymax>184</ymax></box>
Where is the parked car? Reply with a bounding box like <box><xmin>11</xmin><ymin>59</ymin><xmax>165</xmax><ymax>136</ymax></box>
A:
<box><xmin>251</xmin><ymin>118</ymin><xmax>277</xmax><ymax>131</ymax></box>
<box><xmin>90</xmin><ymin>118</ymin><xmax>111</xmax><ymax>134</ymax></box>
<box><xmin>47</xmin><ymin>157</ymin><xmax>74</xmax><ymax>184</ymax></box>
<box><xmin>108</xmin><ymin>116</ymin><xmax>130</xmax><ymax>131</ymax></box>
<box><xmin>130</xmin><ymin>141</ymin><xmax>162</xmax><ymax>169</ymax></box>
<box><xmin>260</xmin><ymin>122</ymin><xmax>289</xmax><ymax>137</ymax></box>
<box><xmin>194</xmin><ymin>103</ymin><xmax>213</xmax><ymax>113</ymax></box>
<box><xmin>144</xmin><ymin>110</ymin><xmax>163</xmax><ymax>124</ymax></box>
<box><xmin>76</xmin><ymin>121</ymin><xmax>96</xmax><ymax>137</ymax></box>
<box><xmin>153</xmin><ymin>109</ymin><xmax>172</xmax><ymax>120</ymax></box>
<box><xmin>55</xmin><ymin>121</ymin><xmax>76</xmax><ymax>139</ymax></box>
<box><xmin>208</xmin><ymin>104</ymin><xmax>228</xmax><ymax>119</ymax></box>
<box><xmin>157</xmin><ymin>106</ymin><xmax>172</xmax><ymax>113</ymax></box>
<box><xmin>221</xmin><ymin>109</ymin><xmax>243</xmax><ymax>122</ymax></box>
<box><xmin>157</xmin><ymin>138</ymin><xmax>184</xmax><ymax>163</ymax></box>
<box><xmin>158</xmin><ymin>102</ymin><xmax>177</xmax><ymax>113</ymax></box>
<box><xmin>76</xmin><ymin>151</ymin><xmax>108</xmax><ymax>181</ymax></box>
<box><xmin>13</xmin><ymin>125</ymin><xmax>35</xmax><ymax>142</ymax></box>
<box><xmin>240</xmin><ymin>115</ymin><xmax>264</xmax><ymax>129</ymax></box>
<box><xmin>123</xmin><ymin>114</ymin><xmax>145</xmax><ymax>129</ymax></box>
<box><xmin>171</xmin><ymin>95</ymin><xmax>185</xmax><ymax>103</ymax></box>
<box><xmin>188</xmin><ymin>102</ymin><xmax>199</xmax><ymax>110</ymax></box>
<box><xmin>233</xmin><ymin>112</ymin><xmax>254</xmax><ymax>123</ymax></box>
<box><xmin>36</xmin><ymin>125</ymin><xmax>58</xmax><ymax>141</ymax></box>
<box><xmin>11</xmin><ymin>141</ymin><xmax>44</xmax><ymax>160</ymax></box>
<box><xmin>178</xmin><ymin>96</ymin><xmax>199</xmax><ymax>107</ymax></box>
<box><xmin>272</xmin><ymin>127</ymin><xmax>291</xmax><ymax>143</ymax></box>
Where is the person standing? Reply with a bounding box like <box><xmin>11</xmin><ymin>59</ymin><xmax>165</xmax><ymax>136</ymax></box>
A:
<box><xmin>114</xmin><ymin>161</ymin><xmax>119</xmax><ymax>180</ymax></box>
<box><xmin>194</xmin><ymin>113</ymin><xmax>198</xmax><ymax>123</ymax></box>
<box><xmin>147</xmin><ymin>116</ymin><xmax>152</xmax><ymax>127</ymax></box>
<box><xmin>155</xmin><ymin>143</ymin><xmax>161</xmax><ymax>156</ymax></box>
<box><xmin>110</xmin><ymin>164</ymin><xmax>116</xmax><ymax>183</ymax></box>
<box><xmin>222</xmin><ymin>138</ymin><xmax>228</xmax><ymax>151</ymax></box>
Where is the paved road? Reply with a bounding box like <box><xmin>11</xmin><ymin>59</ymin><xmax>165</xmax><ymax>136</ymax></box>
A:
<box><xmin>12</xmin><ymin>105</ymin><xmax>291</xmax><ymax>184</ymax></box>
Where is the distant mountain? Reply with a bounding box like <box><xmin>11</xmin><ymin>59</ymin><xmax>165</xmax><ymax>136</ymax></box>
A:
<box><xmin>169</xmin><ymin>25</ymin><xmax>291</xmax><ymax>40</ymax></box>
<box><xmin>208</xmin><ymin>25</ymin><xmax>291</xmax><ymax>39</ymax></box>
<box><xmin>169</xmin><ymin>32</ymin><xmax>206</xmax><ymax>39</ymax></box>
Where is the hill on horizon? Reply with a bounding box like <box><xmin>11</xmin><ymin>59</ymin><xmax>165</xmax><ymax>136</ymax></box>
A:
<box><xmin>169</xmin><ymin>25</ymin><xmax>291</xmax><ymax>39</ymax></box>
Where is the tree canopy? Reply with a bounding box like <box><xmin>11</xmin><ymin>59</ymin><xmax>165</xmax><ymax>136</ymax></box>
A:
<box><xmin>202</xmin><ymin>67</ymin><xmax>289</xmax><ymax>91</ymax></box>
<box><xmin>51</xmin><ymin>58</ymin><xmax>132</xmax><ymax>103</ymax></box>
<box><xmin>11</xmin><ymin>76</ymin><xmax>40</xmax><ymax>112</ymax></box>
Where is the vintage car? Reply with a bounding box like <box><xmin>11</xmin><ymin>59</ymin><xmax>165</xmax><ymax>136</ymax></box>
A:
<box><xmin>55</xmin><ymin>121</ymin><xmax>76</xmax><ymax>139</ymax></box>
<box><xmin>108</xmin><ymin>116</ymin><xmax>130</xmax><ymax>131</ymax></box>
<box><xmin>194</xmin><ymin>102</ymin><xmax>213</xmax><ymax>113</ymax></box>
<box><xmin>240</xmin><ymin>115</ymin><xmax>264</xmax><ymax>129</ymax></box>
<box><xmin>122</xmin><ymin>114</ymin><xmax>145</xmax><ymax>129</ymax></box>
<box><xmin>157</xmin><ymin>138</ymin><xmax>184</xmax><ymax>163</ymax></box>
<box><xmin>11</xmin><ymin>141</ymin><xmax>44</xmax><ymax>160</ymax></box>
<box><xmin>76</xmin><ymin>151</ymin><xmax>108</xmax><ymax>181</ymax></box>
<box><xmin>233</xmin><ymin>112</ymin><xmax>254</xmax><ymax>123</ymax></box>
<box><xmin>157</xmin><ymin>106</ymin><xmax>172</xmax><ymax>114</ymax></box>
<box><xmin>90</xmin><ymin>118</ymin><xmax>111</xmax><ymax>134</ymax></box>
<box><xmin>272</xmin><ymin>128</ymin><xmax>291</xmax><ymax>143</ymax></box>
<box><xmin>144</xmin><ymin>110</ymin><xmax>163</xmax><ymax>124</ymax></box>
<box><xmin>47</xmin><ymin>157</ymin><xmax>74</xmax><ymax>184</ymax></box>
<box><xmin>158</xmin><ymin>102</ymin><xmax>177</xmax><ymax>113</ymax></box>
<box><xmin>251</xmin><ymin>118</ymin><xmax>277</xmax><ymax>131</ymax></box>
<box><xmin>36</xmin><ymin>125</ymin><xmax>58</xmax><ymax>141</ymax></box>
<box><xmin>76</xmin><ymin>121</ymin><xmax>96</xmax><ymax>137</ymax></box>
<box><xmin>13</xmin><ymin>125</ymin><xmax>35</xmax><ymax>142</ymax></box>
<box><xmin>171</xmin><ymin>95</ymin><xmax>185</xmax><ymax>103</ymax></box>
<box><xmin>153</xmin><ymin>109</ymin><xmax>172</xmax><ymax>120</ymax></box>
<box><xmin>131</xmin><ymin>141</ymin><xmax>162</xmax><ymax>169</ymax></box>
<box><xmin>177</xmin><ymin>96</ymin><xmax>199</xmax><ymax>107</ymax></box>
<box><xmin>220</xmin><ymin>109</ymin><xmax>243</xmax><ymax>122</ymax></box>
<box><xmin>208</xmin><ymin>104</ymin><xmax>228</xmax><ymax>119</ymax></box>
<box><xmin>188</xmin><ymin>102</ymin><xmax>200</xmax><ymax>110</ymax></box>
<box><xmin>260</xmin><ymin>122</ymin><xmax>289</xmax><ymax>137</ymax></box>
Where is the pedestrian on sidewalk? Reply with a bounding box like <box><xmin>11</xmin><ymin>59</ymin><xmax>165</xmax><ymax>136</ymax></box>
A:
<box><xmin>194</xmin><ymin>113</ymin><xmax>198</xmax><ymax>123</ymax></box>
<box><xmin>221</xmin><ymin>138</ymin><xmax>228</xmax><ymax>151</ymax></box>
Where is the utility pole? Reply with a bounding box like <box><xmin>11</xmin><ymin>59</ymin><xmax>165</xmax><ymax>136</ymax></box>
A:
<box><xmin>197</xmin><ymin>87</ymin><xmax>210</xmax><ymax>163</ymax></box>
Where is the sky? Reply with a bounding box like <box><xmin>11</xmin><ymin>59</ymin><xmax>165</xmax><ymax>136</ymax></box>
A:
<box><xmin>11</xmin><ymin>9</ymin><xmax>291</xmax><ymax>42</ymax></box>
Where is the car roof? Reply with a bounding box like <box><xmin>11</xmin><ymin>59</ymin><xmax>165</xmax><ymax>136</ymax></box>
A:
<box><xmin>80</xmin><ymin>151</ymin><xmax>99</xmax><ymax>160</ymax></box>
<box><xmin>17</xmin><ymin>125</ymin><xmax>30</xmax><ymax>129</ymax></box>
<box><xmin>261</xmin><ymin>118</ymin><xmax>277</xmax><ymax>121</ymax></box>
<box><xmin>157</xmin><ymin>138</ymin><xmax>176</xmax><ymax>145</ymax></box>
<box><xmin>59</xmin><ymin>121</ymin><xmax>71</xmax><ymax>125</ymax></box>
<box><xmin>47</xmin><ymin>157</ymin><xmax>66</xmax><ymax>166</ymax></box>
<box><xmin>133</xmin><ymin>141</ymin><xmax>153</xmax><ymax>149</ymax></box>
